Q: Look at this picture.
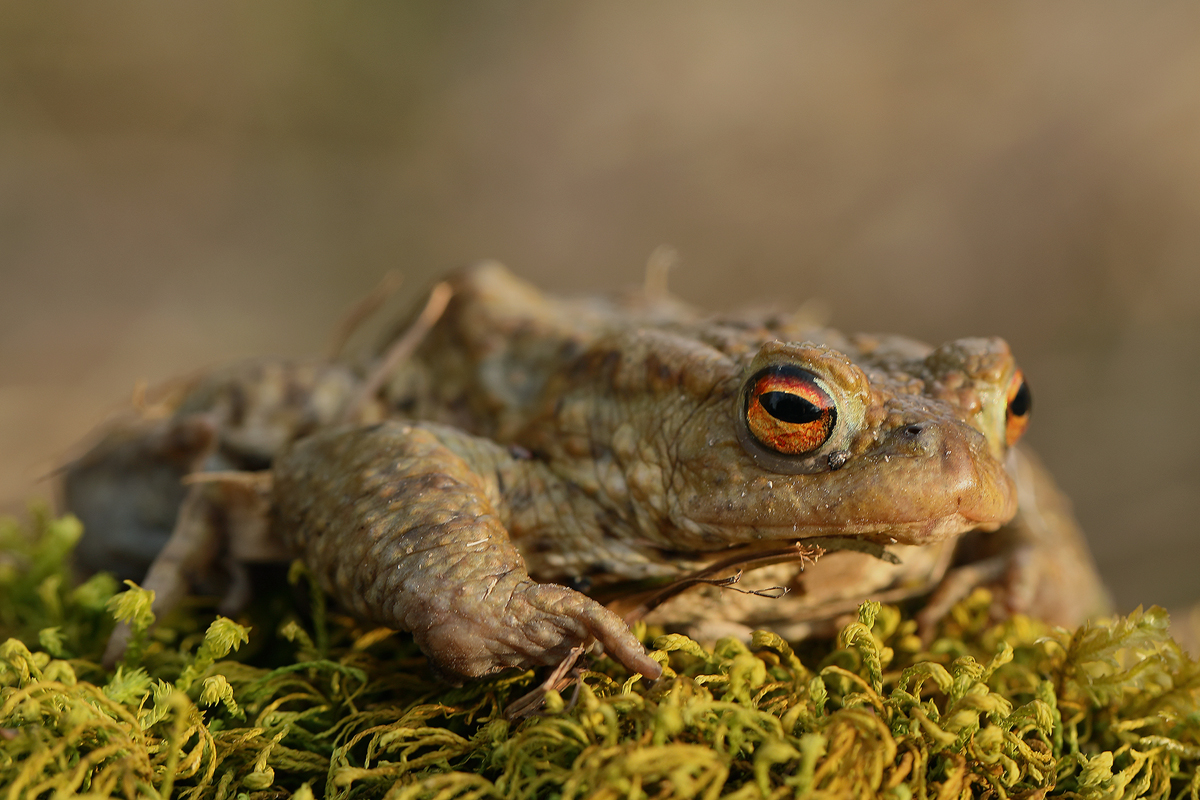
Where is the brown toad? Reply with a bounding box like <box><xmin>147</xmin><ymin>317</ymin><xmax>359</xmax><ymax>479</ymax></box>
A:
<box><xmin>64</xmin><ymin>263</ymin><xmax>1109</xmax><ymax>679</ymax></box>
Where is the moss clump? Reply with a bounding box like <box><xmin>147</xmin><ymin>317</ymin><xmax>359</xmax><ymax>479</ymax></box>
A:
<box><xmin>2</xmin><ymin>511</ymin><xmax>1199</xmax><ymax>799</ymax></box>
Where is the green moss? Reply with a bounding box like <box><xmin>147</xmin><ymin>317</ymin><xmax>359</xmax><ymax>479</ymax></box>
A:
<box><xmin>2</xmin><ymin>511</ymin><xmax>1198</xmax><ymax>799</ymax></box>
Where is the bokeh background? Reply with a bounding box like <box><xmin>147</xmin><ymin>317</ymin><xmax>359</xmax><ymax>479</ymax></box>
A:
<box><xmin>2</xmin><ymin>4</ymin><xmax>1197</xmax><ymax>625</ymax></box>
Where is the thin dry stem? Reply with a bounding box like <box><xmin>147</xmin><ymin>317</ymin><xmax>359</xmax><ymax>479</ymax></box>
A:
<box><xmin>340</xmin><ymin>281</ymin><xmax>453</xmax><ymax>423</ymax></box>
<box><xmin>323</xmin><ymin>270</ymin><xmax>405</xmax><ymax>361</ymax></box>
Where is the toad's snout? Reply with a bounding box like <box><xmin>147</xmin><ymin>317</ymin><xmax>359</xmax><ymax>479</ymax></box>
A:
<box><xmin>870</xmin><ymin>416</ymin><xmax>1018</xmax><ymax>542</ymax></box>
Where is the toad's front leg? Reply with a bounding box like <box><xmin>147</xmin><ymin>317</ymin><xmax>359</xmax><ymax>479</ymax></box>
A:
<box><xmin>273</xmin><ymin>422</ymin><xmax>661</xmax><ymax>681</ymax></box>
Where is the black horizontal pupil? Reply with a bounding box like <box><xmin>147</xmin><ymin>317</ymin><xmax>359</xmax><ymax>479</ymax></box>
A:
<box><xmin>760</xmin><ymin>391</ymin><xmax>822</xmax><ymax>424</ymax></box>
<box><xmin>1009</xmin><ymin>381</ymin><xmax>1031</xmax><ymax>418</ymax></box>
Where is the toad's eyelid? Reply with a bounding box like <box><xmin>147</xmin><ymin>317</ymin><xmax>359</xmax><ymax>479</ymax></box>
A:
<box><xmin>752</xmin><ymin>364</ymin><xmax>832</xmax><ymax>395</ymax></box>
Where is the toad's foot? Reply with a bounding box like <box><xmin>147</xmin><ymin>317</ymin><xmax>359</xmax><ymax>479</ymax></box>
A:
<box><xmin>415</xmin><ymin>571</ymin><xmax>660</xmax><ymax>681</ymax></box>
<box><xmin>273</xmin><ymin>422</ymin><xmax>661</xmax><ymax>681</ymax></box>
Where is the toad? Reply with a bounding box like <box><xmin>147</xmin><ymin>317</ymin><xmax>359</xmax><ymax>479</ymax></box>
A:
<box><xmin>63</xmin><ymin>263</ymin><xmax>1109</xmax><ymax>680</ymax></box>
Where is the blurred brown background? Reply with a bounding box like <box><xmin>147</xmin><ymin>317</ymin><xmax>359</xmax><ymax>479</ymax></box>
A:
<box><xmin>1</xmin><ymin>4</ymin><xmax>1197</xmax><ymax>619</ymax></box>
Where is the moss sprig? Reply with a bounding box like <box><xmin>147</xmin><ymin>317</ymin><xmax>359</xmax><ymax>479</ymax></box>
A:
<box><xmin>1</xmin><ymin>513</ymin><xmax>1197</xmax><ymax>799</ymax></box>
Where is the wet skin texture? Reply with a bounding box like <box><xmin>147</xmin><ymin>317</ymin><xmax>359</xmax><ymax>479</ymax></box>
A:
<box><xmin>65</xmin><ymin>263</ymin><xmax>1109</xmax><ymax>680</ymax></box>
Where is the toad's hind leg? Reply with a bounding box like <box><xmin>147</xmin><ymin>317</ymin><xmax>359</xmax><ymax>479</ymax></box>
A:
<box><xmin>273</xmin><ymin>422</ymin><xmax>661</xmax><ymax>681</ymax></box>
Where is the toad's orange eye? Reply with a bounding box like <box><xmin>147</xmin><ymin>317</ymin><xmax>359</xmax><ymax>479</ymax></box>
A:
<box><xmin>1005</xmin><ymin>370</ymin><xmax>1031</xmax><ymax>446</ymax></box>
<box><xmin>744</xmin><ymin>366</ymin><xmax>837</xmax><ymax>455</ymax></box>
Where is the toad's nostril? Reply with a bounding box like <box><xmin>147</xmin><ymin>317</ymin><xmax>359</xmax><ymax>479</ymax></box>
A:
<box><xmin>881</xmin><ymin>421</ymin><xmax>943</xmax><ymax>458</ymax></box>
